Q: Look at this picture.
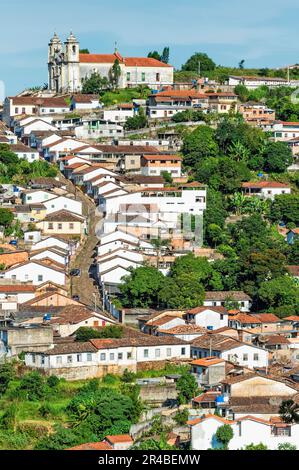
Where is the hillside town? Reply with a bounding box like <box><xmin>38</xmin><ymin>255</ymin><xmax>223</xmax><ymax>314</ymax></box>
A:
<box><xmin>0</xmin><ymin>29</ymin><xmax>299</xmax><ymax>453</ymax></box>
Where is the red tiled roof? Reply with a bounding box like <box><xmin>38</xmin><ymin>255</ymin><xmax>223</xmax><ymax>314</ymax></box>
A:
<box><xmin>252</xmin><ymin>313</ymin><xmax>281</xmax><ymax>323</ymax></box>
<box><xmin>124</xmin><ymin>57</ymin><xmax>172</xmax><ymax>68</ymax></box>
<box><xmin>142</xmin><ymin>154</ymin><xmax>182</xmax><ymax>161</ymax></box>
<box><xmin>187</xmin><ymin>306</ymin><xmax>228</xmax><ymax>315</ymax></box>
<box><xmin>191</xmin><ymin>357</ymin><xmax>225</xmax><ymax>366</ymax></box>
<box><xmin>67</xmin><ymin>441</ymin><xmax>113</xmax><ymax>450</ymax></box>
<box><xmin>242</xmin><ymin>181</ymin><xmax>290</xmax><ymax>189</ymax></box>
<box><xmin>0</xmin><ymin>285</ymin><xmax>36</xmax><ymax>293</ymax></box>
<box><xmin>105</xmin><ymin>434</ymin><xmax>133</xmax><ymax>444</ymax></box>
<box><xmin>288</xmin><ymin>265</ymin><xmax>299</xmax><ymax>276</ymax></box>
<box><xmin>79</xmin><ymin>53</ymin><xmax>123</xmax><ymax>64</ymax></box>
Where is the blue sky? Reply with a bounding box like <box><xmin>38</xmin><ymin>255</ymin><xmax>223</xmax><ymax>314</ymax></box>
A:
<box><xmin>1</xmin><ymin>0</ymin><xmax>299</xmax><ymax>95</ymax></box>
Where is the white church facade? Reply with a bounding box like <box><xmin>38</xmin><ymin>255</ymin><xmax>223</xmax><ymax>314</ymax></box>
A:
<box><xmin>48</xmin><ymin>33</ymin><xmax>174</xmax><ymax>93</ymax></box>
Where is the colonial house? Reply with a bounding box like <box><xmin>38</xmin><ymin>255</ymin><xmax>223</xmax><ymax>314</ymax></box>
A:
<box><xmin>238</xmin><ymin>102</ymin><xmax>276</xmax><ymax>125</ymax></box>
<box><xmin>204</xmin><ymin>291</ymin><xmax>252</xmax><ymax>312</ymax></box>
<box><xmin>228</xmin><ymin>75</ymin><xmax>289</xmax><ymax>89</ymax></box>
<box><xmin>31</xmin><ymin>236</ymin><xmax>70</xmax><ymax>253</ymax></box>
<box><xmin>228</xmin><ymin>313</ymin><xmax>285</xmax><ymax>334</ymax></box>
<box><xmin>70</xmin><ymin>94</ymin><xmax>102</xmax><ymax>111</ymax></box>
<box><xmin>24</xmin><ymin>335</ymin><xmax>190</xmax><ymax>380</ymax></box>
<box><xmin>241</xmin><ymin>181</ymin><xmax>291</xmax><ymax>199</ymax></box>
<box><xmin>14</xmin><ymin>204</ymin><xmax>47</xmax><ymax>222</ymax></box>
<box><xmin>10</xmin><ymin>143</ymin><xmax>39</xmax><ymax>162</ymax></box>
<box><xmin>29</xmin><ymin>246</ymin><xmax>69</xmax><ymax>266</ymax></box>
<box><xmin>191</xmin><ymin>333</ymin><xmax>268</xmax><ymax>369</ymax></box>
<box><xmin>218</xmin><ymin>373</ymin><xmax>299</xmax><ymax>420</ymax></box>
<box><xmin>36</xmin><ymin>210</ymin><xmax>86</xmax><ymax>237</ymax></box>
<box><xmin>185</xmin><ymin>306</ymin><xmax>229</xmax><ymax>330</ymax></box>
<box><xmin>271</xmin><ymin>121</ymin><xmax>299</xmax><ymax>142</ymax></box>
<box><xmin>188</xmin><ymin>413</ymin><xmax>299</xmax><ymax>450</ymax></box>
<box><xmin>2</xmin><ymin>260</ymin><xmax>66</xmax><ymax>286</ymax></box>
<box><xmin>0</xmin><ymin>284</ymin><xmax>36</xmax><ymax>305</ymax></box>
<box><xmin>140</xmin><ymin>154</ymin><xmax>182</xmax><ymax>178</ymax></box>
<box><xmin>143</xmin><ymin>315</ymin><xmax>186</xmax><ymax>335</ymax></box>
<box><xmin>43</xmin><ymin>195</ymin><xmax>83</xmax><ymax>215</ymax></box>
<box><xmin>191</xmin><ymin>357</ymin><xmax>226</xmax><ymax>387</ymax></box>
<box><xmin>157</xmin><ymin>324</ymin><xmax>206</xmax><ymax>342</ymax></box>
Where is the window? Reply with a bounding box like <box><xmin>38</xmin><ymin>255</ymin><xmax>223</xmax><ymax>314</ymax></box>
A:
<box><xmin>110</xmin><ymin>353</ymin><xmax>115</xmax><ymax>361</ymax></box>
<box><xmin>220</xmin><ymin>314</ymin><xmax>224</xmax><ymax>320</ymax></box>
<box><xmin>127</xmin><ymin>72</ymin><xmax>131</xmax><ymax>81</ymax></box>
<box><xmin>181</xmin><ymin>347</ymin><xmax>186</xmax><ymax>356</ymax></box>
<box><xmin>243</xmin><ymin>353</ymin><xmax>248</xmax><ymax>361</ymax></box>
<box><xmin>155</xmin><ymin>349</ymin><xmax>161</xmax><ymax>358</ymax></box>
<box><xmin>38</xmin><ymin>275</ymin><xmax>43</xmax><ymax>282</ymax></box>
<box><xmin>15</xmin><ymin>107</ymin><xmax>19</xmax><ymax>114</ymax></box>
<box><xmin>67</xmin><ymin>355</ymin><xmax>73</xmax><ymax>364</ymax></box>
<box><xmin>127</xmin><ymin>352</ymin><xmax>132</xmax><ymax>359</ymax></box>
<box><xmin>156</xmin><ymin>73</ymin><xmax>160</xmax><ymax>81</ymax></box>
<box><xmin>100</xmin><ymin>353</ymin><xmax>106</xmax><ymax>361</ymax></box>
<box><xmin>69</xmin><ymin>223</ymin><xmax>74</xmax><ymax>229</ymax></box>
<box><xmin>118</xmin><ymin>353</ymin><xmax>123</xmax><ymax>360</ymax></box>
<box><xmin>77</xmin><ymin>354</ymin><xmax>82</xmax><ymax>362</ymax></box>
<box><xmin>32</xmin><ymin>354</ymin><xmax>36</xmax><ymax>363</ymax></box>
<box><xmin>86</xmin><ymin>353</ymin><xmax>92</xmax><ymax>361</ymax></box>
<box><xmin>141</xmin><ymin>72</ymin><xmax>146</xmax><ymax>82</ymax></box>
<box><xmin>48</xmin><ymin>223</ymin><xmax>54</xmax><ymax>229</ymax></box>
<box><xmin>253</xmin><ymin>353</ymin><xmax>259</xmax><ymax>361</ymax></box>
<box><xmin>58</xmin><ymin>223</ymin><xmax>63</xmax><ymax>230</ymax></box>
<box><xmin>144</xmin><ymin>349</ymin><xmax>149</xmax><ymax>358</ymax></box>
<box><xmin>166</xmin><ymin>348</ymin><xmax>171</xmax><ymax>357</ymax></box>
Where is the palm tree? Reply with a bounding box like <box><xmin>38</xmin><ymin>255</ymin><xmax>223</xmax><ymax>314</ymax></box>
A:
<box><xmin>228</xmin><ymin>140</ymin><xmax>250</xmax><ymax>162</ymax></box>
<box><xmin>246</xmin><ymin>196</ymin><xmax>269</xmax><ymax>216</ymax></box>
<box><xmin>279</xmin><ymin>399</ymin><xmax>299</xmax><ymax>424</ymax></box>
<box><xmin>230</xmin><ymin>192</ymin><xmax>247</xmax><ymax>216</ymax></box>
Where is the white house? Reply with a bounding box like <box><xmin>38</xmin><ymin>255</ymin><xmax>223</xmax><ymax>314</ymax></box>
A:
<box><xmin>22</xmin><ymin>190</ymin><xmax>56</xmax><ymax>205</ymax></box>
<box><xmin>3</xmin><ymin>260</ymin><xmax>66</xmax><ymax>286</ymax></box>
<box><xmin>228</xmin><ymin>75</ymin><xmax>289</xmax><ymax>90</ymax></box>
<box><xmin>43</xmin><ymin>195</ymin><xmax>82</xmax><ymax>215</ymax></box>
<box><xmin>24</xmin><ymin>335</ymin><xmax>189</xmax><ymax>379</ymax></box>
<box><xmin>0</xmin><ymin>284</ymin><xmax>36</xmax><ymax>305</ymax></box>
<box><xmin>100</xmin><ymin>185</ymin><xmax>207</xmax><ymax>217</ymax></box>
<box><xmin>29</xmin><ymin>247</ymin><xmax>69</xmax><ymax>266</ymax></box>
<box><xmin>70</xmin><ymin>94</ymin><xmax>102</xmax><ymax>111</ymax></box>
<box><xmin>10</xmin><ymin>143</ymin><xmax>39</xmax><ymax>162</ymax></box>
<box><xmin>204</xmin><ymin>291</ymin><xmax>252</xmax><ymax>313</ymax></box>
<box><xmin>185</xmin><ymin>307</ymin><xmax>229</xmax><ymax>331</ymax></box>
<box><xmin>141</xmin><ymin>154</ymin><xmax>182</xmax><ymax>178</ymax></box>
<box><xmin>189</xmin><ymin>414</ymin><xmax>299</xmax><ymax>450</ymax></box>
<box><xmin>31</xmin><ymin>236</ymin><xmax>70</xmax><ymax>253</ymax></box>
<box><xmin>242</xmin><ymin>181</ymin><xmax>291</xmax><ymax>199</ymax></box>
<box><xmin>191</xmin><ymin>333</ymin><xmax>268</xmax><ymax>369</ymax></box>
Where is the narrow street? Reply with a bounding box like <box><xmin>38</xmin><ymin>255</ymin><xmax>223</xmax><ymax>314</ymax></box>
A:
<box><xmin>59</xmin><ymin>174</ymin><xmax>102</xmax><ymax>309</ymax></box>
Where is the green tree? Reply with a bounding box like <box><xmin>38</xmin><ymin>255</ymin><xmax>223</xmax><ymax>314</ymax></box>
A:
<box><xmin>124</xmin><ymin>107</ymin><xmax>147</xmax><ymax>130</ymax></box>
<box><xmin>158</xmin><ymin>273</ymin><xmax>205</xmax><ymax>309</ymax></box>
<box><xmin>243</xmin><ymin>442</ymin><xmax>268</xmax><ymax>450</ymax></box>
<box><xmin>161</xmin><ymin>47</ymin><xmax>170</xmax><ymax>64</ymax></box>
<box><xmin>0</xmin><ymin>363</ymin><xmax>15</xmax><ymax>395</ymax></box>
<box><xmin>270</xmin><ymin>194</ymin><xmax>299</xmax><ymax>225</ymax></box>
<box><xmin>82</xmin><ymin>71</ymin><xmax>108</xmax><ymax>94</ymax></box>
<box><xmin>182</xmin><ymin>52</ymin><xmax>216</xmax><ymax>73</ymax></box>
<box><xmin>147</xmin><ymin>51</ymin><xmax>161</xmax><ymax>60</ymax></box>
<box><xmin>176</xmin><ymin>373</ymin><xmax>198</xmax><ymax>404</ymax></box>
<box><xmin>109</xmin><ymin>59</ymin><xmax>122</xmax><ymax>90</ymax></box>
<box><xmin>277</xmin><ymin>443</ymin><xmax>297</xmax><ymax>450</ymax></box>
<box><xmin>258</xmin><ymin>276</ymin><xmax>299</xmax><ymax>314</ymax></box>
<box><xmin>120</xmin><ymin>266</ymin><xmax>164</xmax><ymax>308</ymax></box>
<box><xmin>215</xmin><ymin>424</ymin><xmax>234</xmax><ymax>450</ymax></box>
<box><xmin>18</xmin><ymin>371</ymin><xmax>47</xmax><ymax>401</ymax></box>
<box><xmin>0</xmin><ymin>208</ymin><xmax>14</xmax><ymax>228</ymax></box>
<box><xmin>174</xmin><ymin>408</ymin><xmax>189</xmax><ymax>426</ymax></box>
<box><xmin>263</xmin><ymin>141</ymin><xmax>293</xmax><ymax>173</ymax></box>
<box><xmin>76</xmin><ymin>325</ymin><xmax>123</xmax><ymax>342</ymax></box>
<box><xmin>182</xmin><ymin>126</ymin><xmax>218</xmax><ymax>168</ymax></box>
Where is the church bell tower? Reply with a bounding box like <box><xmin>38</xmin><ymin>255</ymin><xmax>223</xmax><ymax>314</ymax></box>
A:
<box><xmin>64</xmin><ymin>32</ymin><xmax>80</xmax><ymax>93</ymax></box>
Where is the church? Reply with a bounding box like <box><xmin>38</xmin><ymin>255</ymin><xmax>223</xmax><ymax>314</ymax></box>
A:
<box><xmin>48</xmin><ymin>32</ymin><xmax>174</xmax><ymax>93</ymax></box>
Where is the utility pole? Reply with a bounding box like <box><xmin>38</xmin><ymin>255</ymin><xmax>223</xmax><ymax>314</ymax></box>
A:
<box><xmin>102</xmin><ymin>282</ymin><xmax>105</xmax><ymax>311</ymax></box>
<box><xmin>287</xmin><ymin>66</ymin><xmax>290</xmax><ymax>83</ymax></box>
<box><xmin>198</xmin><ymin>61</ymin><xmax>201</xmax><ymax>78</ymax></box>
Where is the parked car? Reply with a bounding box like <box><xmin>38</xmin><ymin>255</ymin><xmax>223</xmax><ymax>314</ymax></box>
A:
<box><xmin>70</xmin><ymin>269</ymin><xmax>81</xmax><ymax>277</ymax></box>
<box><xmin>9</xmin><ymin>240</ymin><xmax>18</xmax><ymax>246</ymax></box>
